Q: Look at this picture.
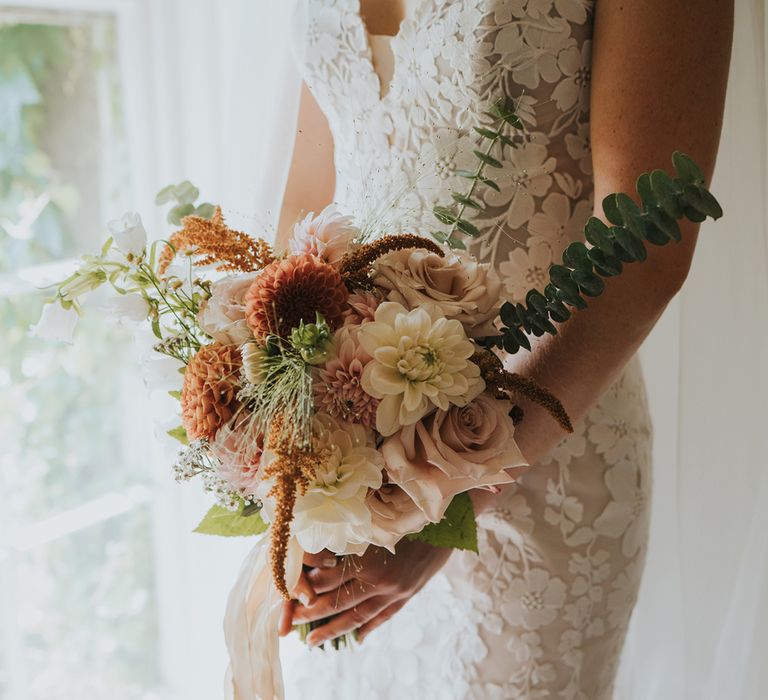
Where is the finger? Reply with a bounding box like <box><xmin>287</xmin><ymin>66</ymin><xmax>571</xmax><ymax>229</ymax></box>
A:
<box><xmin>293</xmin><ymin>577</ymin><xmax>376</xmax><ymax>624</ymax></box>
<box><xmin>302</xmin><ymin>550</ymin><xmax>339</xmax><ymax>569</ymax></box>
<box><xmin>290</xmin><ymin>569</ymin><xmax>317</xmax><ymax>608</ymax></box>
<box><xmin>356</xmin><ymin>598</ymin><xmax>408</xmax><ymax>643</ymax></box>
<box><xmin>305</xmin><ymin>595</ymin><xmax>391</xmax><ymax>648</ymax></box>
<box><xmin>278</xmin><ymin>600</ymin><xmax>295</xmax><ymax>637</ymax></box>
<box><xmin>306</xmin><ymin>558</ymin><xmax>357</xmax><ymax>594</ymax></box>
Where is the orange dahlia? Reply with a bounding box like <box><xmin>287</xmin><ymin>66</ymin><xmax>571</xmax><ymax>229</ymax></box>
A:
<box><xmin>244</xmin><ymin>254</ymin><xmax>348</xmax><ymax>340</ymax></box>
<box><xmin>181</xmin><ymin>343</ymin><xmax>243</xmax><ymax>441</ymax></box>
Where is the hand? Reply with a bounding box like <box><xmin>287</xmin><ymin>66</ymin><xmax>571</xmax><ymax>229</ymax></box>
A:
<box><xmin>278</xmin><ymin>539</ymin><xmax>452</xmax><ymax>646</ymax></box>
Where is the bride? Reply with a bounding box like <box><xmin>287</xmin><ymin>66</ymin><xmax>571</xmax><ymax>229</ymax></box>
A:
<box><xmin>273</xmin><ymin>0</ymin><xmax>733</xmax><ymax>697</ymax></box>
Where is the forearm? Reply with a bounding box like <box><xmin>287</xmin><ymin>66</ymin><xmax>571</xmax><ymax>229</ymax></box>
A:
<box><xmin>505</xmin><ymin>231</ymin><xmax>691</xmax><ymax>466</ymax></box>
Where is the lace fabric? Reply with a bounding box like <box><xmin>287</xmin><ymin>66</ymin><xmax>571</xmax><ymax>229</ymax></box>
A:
<box><xmin>284</xmin><ymin>1</ymin><xmax>652</xmax><ymax>697</ymax></box>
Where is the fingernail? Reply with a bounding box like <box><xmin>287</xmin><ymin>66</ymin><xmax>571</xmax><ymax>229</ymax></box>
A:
<box><xmin>298</xmin><ymin>593</ymin><xmax>311</xmax><ymax>607</ymax></box>
<box><xmin>323</xmin><ymin>557</ymin><xmax>337</xmax><ymax>568</ymax></box>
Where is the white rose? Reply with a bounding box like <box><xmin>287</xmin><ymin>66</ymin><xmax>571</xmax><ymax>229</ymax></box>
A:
<box><xmin>30</xmin><ymin>302</ymin><xmax>78</xmax><ymax>343</ymax></box>
<box><xmin>197</xmin><ymin>272</ymin><xmax>259</xmax><ymax>345</ymax></box>
<box><xmin>372</xmin><ymin>248</ymin><xmax>502</xmax><ymax>337</ymax></box>
<box><xmin>107</xmin><ymin>211</ymin><xmax>147</xmax><ymax>258</ymax></box>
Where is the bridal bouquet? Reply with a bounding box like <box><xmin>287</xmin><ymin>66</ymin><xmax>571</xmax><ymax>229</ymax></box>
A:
<box><xmin>35</xmin><ymin>102</ymin><xmax>722</xmax><ymax>698</ymax></box>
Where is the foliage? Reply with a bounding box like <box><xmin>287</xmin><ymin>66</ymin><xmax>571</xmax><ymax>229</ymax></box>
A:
<box><xmin>481</xmin><ymin>152</ymin><xmax>722</xmax><ymax>353</ymax></box>
<box><xmin>194</xmin><ymin>503</ymin><xmax>269</xmax><ymax>537</ymax></box>
<box><xmin>431</xmin><ymin>100</ymin><xmax>523</xmax><ymax>250</ymax></box>
<box><xmin>407</xmin><ymin>492</ymin><xmax>478</xmax><ymax>552</ymax></box>
<box><xmin>155</xmin><ymin>180</ymin><xmax>216</xmax><ymax>225</ymax></box>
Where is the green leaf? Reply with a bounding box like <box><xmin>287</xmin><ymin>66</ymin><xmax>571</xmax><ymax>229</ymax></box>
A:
<box><xmin>683</xmin><ymin>184</ymin><xmax>723</xmax><ymax>219</ymax></box>
<box><xmin>451</xmin><ymin>193</ymin><xmax>484</xmax><ymax>210</ymax></box>
<box><xmin>478</xmin><ymin>175</ymin><xmax>501</xmax><ymax>192</ymax></box>
<box><xmin>647</xmin><ymin>207</ymin><xmax>681</xmax><ymax>241</ymax></box>
<box><xmin>636</xmin><ymin>173</ymin><xmax>657</xmax><ymax>209</ymax></box>
<box><xmin>487</xmin><ymin>101</ymin><xmax>523</xmax><ymax>129</ymax></box>
<box><xmin>473</xmin><ymin>150</ymin><xmax>503</xmax><ymax>168</ymax></box>
<box><xmin>194</xmin><ymin>202</ymin><xmax>216</xmax><ymax>219</ymax></box>
<box><xmin>587</xmin><ymin>248</ymin><xmax>623</xmax><ymax>276</ymax></box>
<box><xmin>168</xmin><ymin>390</ymin><xmax>182</xmax><ymax>400</ymax></box>
<box><xmin>155</xmin><ymin>184</ymin><xmax>176</xmax><ymax>205</ymax></box>
<box><xmin>194</xmin><ymin>505</ymin><xmax>269</xmax><ymax>537</ymax></box>
<box><xmin>168</xmin><ymin>203</ymin><xmax>195</xmax><ymax>225</ymax></box>
<box><xmin>175</xmin><ymin>180</ymin><xmax>200</xmax><ymax>205</ymax></box>
<box><xmin>100</xmin><ymin>236</ymin><xmax>114</xmax><ymax>257</ymax></box>
<box><xmin>650</xmin><ymin>170</ymin><xmax>682</xmax><ymax>219</ymax></box>
<box><xmin>613</xmin><ymin>226</ymin><xmax>647</xmax><ymax>262</ymax></box>
<box><xmin>584</xmin><ymin>217</ymin><xmax>616</xmax><ymax>255</ymax></box>
<box><xmin>562</xmin><ymin>241</ymin><xmax>590</xmax><ymax>267</ymax></box>
<box><xmin>672</xmin><ymin>151</ymin><xmax>705</xmax><ymax>184</ymax></box>
<box><xmin>455</xmin><ymin>169</ymin><xmax>478</xmax><ymax>179</ymax></box>
<box><xmin>474</xmin><ymin>126</ymin><xmax>499</xmax><ymax>140</ymax></box>
<box><xmin>571</xmin><ymin>268</ymin><xmax>605</xmax><ymax>296</ymax></box>
<box><xmin>446</xmin><ymin>234</ymin><xmax>467</xmax><ymax>250</ymax></box>
<box><xmin>151</xmin><ymin>316</ymin><xmax>162</xmax><ymax>340</ymax></box>
<box><xmin>456</xmin><ymin>218</ymin><xmax>481</xmax><ymax>237</ymax></box>
<box><xmin>408</xmin><ymin>493</ymin><xmax>478</xmax><ymax>552</ymax></box>
<box><xmin>167</xmin><ymin>425</ymin><xmax>188</xmax><ymax>445</ymax></box>
<box><xmin>615</xmin><ymin>193</ymin><xmax>648</xmax><ymax>240</ymax></box>
<box><xmin>602</xmin><ymin>194</ymin><xmax>624</xmax><ymax>226</ymax></box>
<box><xmin>433</xmin><ymin>205</ymin><xmax>457</xmax><ymax>226</ymax></box>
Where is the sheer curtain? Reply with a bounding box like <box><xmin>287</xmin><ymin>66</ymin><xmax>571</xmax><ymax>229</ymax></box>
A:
<box><xmin>132</xmin><ymin>1</ymin><xmax>766</xmax><ymax>697</ymax></box>
<box><xmin>618</xmin><ymin>1</ymin><xmax>768</xmax><ymax>697</ymax></box>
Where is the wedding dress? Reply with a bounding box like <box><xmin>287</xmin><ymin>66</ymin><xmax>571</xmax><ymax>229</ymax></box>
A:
<box><xmin>282</xmin><ymin>1</ymin><xmax>652</xmax><ymax>698</ymax></box>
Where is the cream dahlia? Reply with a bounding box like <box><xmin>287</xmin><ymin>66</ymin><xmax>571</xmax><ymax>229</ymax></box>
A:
<box><xmin>359</xmin><ymin>302</ymin><xmax>485</xmax><ymax>436</ymax></box>
<box><xmin>314</xmin><ymin>326</ymin><xmax>378</xmax><ymax>428</ymax></box>
<box><xmin>258</xmin><ymin>413</ymin><xmax>384</xmax><ymax>555</ymax></box>
<box><xmin>288</xmin><ymin>205</ymin><xmax>360</xmax><ymax>265</ymax></box>
<box><xmin>244</xmin><ymin>254</ymin><xmax>348</xmax><ymax>340</ymax></box>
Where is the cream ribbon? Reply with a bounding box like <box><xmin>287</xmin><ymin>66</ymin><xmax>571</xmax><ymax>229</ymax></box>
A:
<box><xmin>223</xmin><ymin>535</ymin><xmax>303</xmax><ymax>700</ymax></box>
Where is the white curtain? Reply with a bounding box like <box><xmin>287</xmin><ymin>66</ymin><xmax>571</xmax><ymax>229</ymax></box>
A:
<box><xmin>131</xmin><ymin>0</ymin><xmax>767</xmax><ymax>697</ymax></box>
<box><xmin>619</xmin><ymin>1</ymin><xmax>768</xmax><ymax>698</ymax></box>
<box><xmin>119</xmin><ymin>3</ymin><xmax>300</xmax><ymax>698</ymax></box>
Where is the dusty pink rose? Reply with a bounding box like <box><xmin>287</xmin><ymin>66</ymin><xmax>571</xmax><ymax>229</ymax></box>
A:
<box><xmin>372</xmin><ymin>248</ymin><xmax>502</xmax><ymax>337</ymax></box>
<box><xmin>288</xmin><ymin>205</ymin><xmax>359</xmax><ymax>266</ymax></box>
<box><xmin>197</xmin><ymin>272</ymin><xmax>259</xmax><ymax>345</ymax></box>
<box><xmin>367</xmin><ymin>483</ymin><xmax>430</xmax><ymax>552</ymax></box>
<box><xmin>342</xmin><ymin>291</ymin><xmax>381</xmax><ymax>326</ymax></box>
<box><xmin>314</xmin><ymin>326</ymin><xmax>378</xmax><ymax>428</ymax></box>
<box><xmin>208</xmin><ymin>414</ymin><xmax>264</xmax><ymax>497</ymax></box>
<box><xmin>381</xmin><ymin>394</ymin><xmax>526</xmax><ymax>522</ymax></box>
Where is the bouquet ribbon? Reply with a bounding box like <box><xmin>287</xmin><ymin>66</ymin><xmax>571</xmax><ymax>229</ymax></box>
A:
<box><xmin>224</xmin><ymin>535</ymin><xmax>303</xmax><ymax>700</ymax></box>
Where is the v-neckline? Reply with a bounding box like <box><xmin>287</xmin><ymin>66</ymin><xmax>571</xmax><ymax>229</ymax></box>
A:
<box><xmin>354</xmin><ymin>0</ymin><xmax>411</xmax><ymax>102</ymax></box>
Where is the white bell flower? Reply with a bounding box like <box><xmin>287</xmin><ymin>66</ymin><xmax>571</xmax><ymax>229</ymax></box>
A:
<box><xmin>30</xmin><ymin>302</ymin><xmax>78</xmax><ymax>343</ymax></box>
<box><xmin>107</xmin><ymin>211</ymin><xmax>147</xmax><ymax>259</ymax></box>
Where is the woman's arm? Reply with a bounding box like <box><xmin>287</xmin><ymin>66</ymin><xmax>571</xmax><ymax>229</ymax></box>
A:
<box><xmin>291</xmin><ymin>1</ymin><xmax>734</xmax><ymax>645</ymax></box>
<box><xmin>503</xmin><ymin>0</ymin><xmax>734</xmax><ymax>470</ymax></box>
<box><xmin>275</xmin><ymin>81</ymin><xmax>336</xmax><ymax>251</ymax></box>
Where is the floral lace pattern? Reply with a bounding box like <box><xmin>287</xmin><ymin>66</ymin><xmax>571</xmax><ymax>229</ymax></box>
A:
<box><xmin>286</xmin><ymin>1</ymin><xmax>653</xmax><ymax>698</ymax></box>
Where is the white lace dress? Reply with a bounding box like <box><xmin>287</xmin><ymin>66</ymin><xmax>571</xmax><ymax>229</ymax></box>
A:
<box><xmin>283</xmin><ymin>1</ymin><xmax>653</xmax><ymax>698</ymax></box>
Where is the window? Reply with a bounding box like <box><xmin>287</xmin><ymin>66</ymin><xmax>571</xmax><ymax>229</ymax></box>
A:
<box><xmin>0</xmin><ymin>9</ymin><xmax>162</xmax><ymax>699</ymax></box>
